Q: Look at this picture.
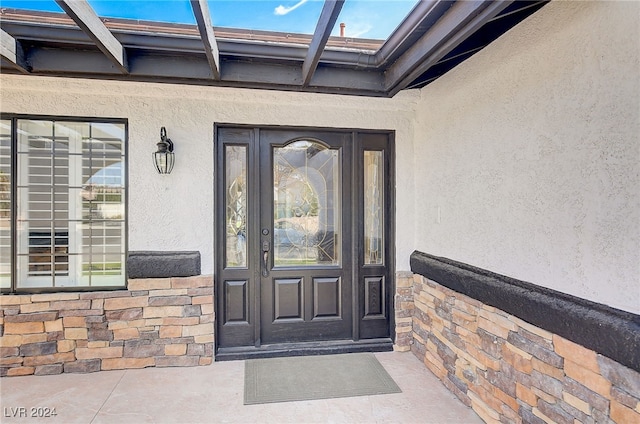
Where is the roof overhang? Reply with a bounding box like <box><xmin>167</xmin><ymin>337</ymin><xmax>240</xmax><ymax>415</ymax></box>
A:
<box><xmin>0</xmin><ymin>0</ymin><xmax>547</xmax><ymax>97</ymax></box>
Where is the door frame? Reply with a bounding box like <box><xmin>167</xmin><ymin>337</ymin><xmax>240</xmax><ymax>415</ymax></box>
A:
<box><xmin>214</xmin><ymin>124</ymin><xmax>396</xmax><ymax>360</ymax></box>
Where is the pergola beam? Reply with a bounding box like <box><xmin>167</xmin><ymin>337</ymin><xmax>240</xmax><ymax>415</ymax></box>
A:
<box><xmin>24</xmin><ymin>46</ymin><xmax>386</xmax><ymax>96</ymax></box>
<box><xmin>374</xmin><ymin>0</ymin><xmax>452</xmax><ymax>67</ymax></box>
<box><xmin>301</xmin><ymin>0</ymin><xmax>344</xmax><ymax>87</ymax></box>
<box><xmin>54</xmin><ymin>0</ymin><xmax>128</xmax><ymax>74</ymax></box>
<box><xmin>1</xmin><ymin>1</ymin><xmax>547</xmax><ymax>96</ymax></box>
<box><xmin>190</xmin><ymin>0</ymin><xmax>221</xmax><ymax>80</ymax></box>
<box><xmin>385</xmin><ymin>0</ymin><xmax>513</xmax><ymax>96</ymax></box>
<box><xmin>0</xmin><ymin>29</ymin><xmax>28</xmax><ymax>73</ymax></box>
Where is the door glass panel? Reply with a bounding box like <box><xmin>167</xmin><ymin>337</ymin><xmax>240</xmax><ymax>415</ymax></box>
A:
<box><xmin>273</xmin><ymin>140</ymin><xmax>340</xmax><ymax>266</ymax></box>
<box><xmin>364</xmin><ymin>151</ymin><xmax>384</xmax><ymax>265</ymax></box>
<box><xmin>225</xmin><ymin>145</ymin><xmax>247</xmax><ymax>268</ymax></box>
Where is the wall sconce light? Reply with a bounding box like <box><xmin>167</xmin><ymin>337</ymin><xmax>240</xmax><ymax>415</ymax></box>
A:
<box><xmin>154</xmin><ymin>127</ymin><xmax>175</xmax><ymax>174</ymax></box>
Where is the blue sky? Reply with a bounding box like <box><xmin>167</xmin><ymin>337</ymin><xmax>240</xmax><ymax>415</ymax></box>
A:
<box><xmin>1</xmin><ymin>0</ymin><xmax>419</xmax><ymax>39</ymax></box>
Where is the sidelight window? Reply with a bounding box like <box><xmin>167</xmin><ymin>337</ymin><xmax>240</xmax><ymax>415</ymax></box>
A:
<box><xmin>1</xmin><ymin>116</ymin><xmax>127</xmax><ymax>292</ymax></box>
<box><xmin>225</xmin><ymin>145</ymin><xmax>247</xmax><ymax>268</ymax></box>
<box><xmin>364</xmin><ymin>150</ymin><xmax>384</xmax><ymax>265</ymax></box>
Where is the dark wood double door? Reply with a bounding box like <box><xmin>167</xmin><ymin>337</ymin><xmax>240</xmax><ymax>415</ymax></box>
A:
<box><xmin>215</xmin><ymin>125</ymin><xmax>394</xmax><ymax>359</ymax></box>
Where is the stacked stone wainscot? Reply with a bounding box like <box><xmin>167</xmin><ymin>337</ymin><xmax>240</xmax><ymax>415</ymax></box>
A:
<box><xmin>0</xmin><ymin>275</ymin><xmax>213</xmax><ymax>376</ymax></box>
<box><xmin>394</xmin><ymin>252</ymin><xmax>640</xmax><ymax>424</ymax></box>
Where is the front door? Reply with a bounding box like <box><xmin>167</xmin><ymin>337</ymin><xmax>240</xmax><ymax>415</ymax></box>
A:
<box><xmin>215</xmin><ymin>125</ymin><xmax>394</xmax><ymax>358</ymax></box>
<box><xmin>259</xmin><ymin>129</ymin><xmax>352</xmax><ymax>344</ymax></box>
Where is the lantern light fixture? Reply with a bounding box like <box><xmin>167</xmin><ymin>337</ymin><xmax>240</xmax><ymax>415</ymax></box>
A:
<box><xmin>154</xmin><ymin>127</ymin><xmax>175</xmax><ymax>174</ymax></box>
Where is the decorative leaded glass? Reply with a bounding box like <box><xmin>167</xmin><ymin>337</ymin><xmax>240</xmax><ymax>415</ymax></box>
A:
<box><xmin>273</xmin><ymin>140</ymin><xmax>340</xmax><ymax>266</ymax></box>
<box><xmin>364</xmin><ymin>150</ymin><xmax>383</xmax><ymax>265</ymax></box>
<box><xmin>225</xmin><ymin>145</ymin><xmax>247</xmax><ymax>268</ymax></box>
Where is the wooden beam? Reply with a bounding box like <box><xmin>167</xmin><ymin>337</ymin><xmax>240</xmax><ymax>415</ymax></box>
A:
<box><xmin>1</xmin><ymin>21</ymin><xmax>376</xmax><ymax>68</ymax></box>
<box><xmin>301</xmin><ymin>0</ymin><xmax>345</xmax><ymax>87</ymax></box>
<box><xmin>375</xmin><ymin>0</ymin><xmax>452</xmax><ymax>67</ymax></box>
<box><xmin>1</xmin><ymin>1</ymin><xmax>540</xmax><ymax>97</ymax></box>
<box><xmin>385</xmin><ymin>0</ymin><xmax>512</xmax><ymax>96</ymax></box>
<box><xmin>24</xmin><ymin>47</ymin><xmax>387</xmax><ymax>96</ymax></box>
<box><xmin>190</xmin><ymin>0</ymin><xmax>221</xmax><ymax>80</ymax></box>
<box><xmin>54</xmin><ymin>0</ymin><xmax>128</xmax><ymax>74</ymax></box>
<box><xmin>0</xmin><ymin>29</ymin><xmax>28</xmax><ymax>73</ymax></box>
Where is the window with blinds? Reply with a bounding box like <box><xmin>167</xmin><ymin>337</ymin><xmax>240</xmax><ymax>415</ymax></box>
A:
<box><xmin>0</xmin><ymin>120</ymin><xmax>11</xmax><ymax>289</ymax></box>
<box><xmin>1</xmin><ymin>117</ymin><xmax>127</xmax><ymax>291</ymax></box>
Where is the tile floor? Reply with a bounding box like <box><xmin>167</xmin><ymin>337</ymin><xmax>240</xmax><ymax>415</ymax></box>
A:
<box><xmin>0</xmin><ymin>351</ymin><xmax>482</xmax><ymax>423</ymax></box>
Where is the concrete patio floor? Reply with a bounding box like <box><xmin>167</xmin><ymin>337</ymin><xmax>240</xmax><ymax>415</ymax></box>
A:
<box><xmin>0</xmin><ymin>351</ymin><xmax>482</xmax><ymax>423</ymax></box>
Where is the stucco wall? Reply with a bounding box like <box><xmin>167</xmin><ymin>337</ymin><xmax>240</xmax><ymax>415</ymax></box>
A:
<box><xmin>2</xmin><ymin>0</ymin><xmax>638</xmax><ymax>314</ymax></box>
<box><xmin>0</xmin><ymin>76</ymin><xmax>418</xmax><ymax>275</ymax></box>
<box><xmin>413</xmin><ymin>0</ymin><xmax>640</xmax><ymax>313</ymax></box>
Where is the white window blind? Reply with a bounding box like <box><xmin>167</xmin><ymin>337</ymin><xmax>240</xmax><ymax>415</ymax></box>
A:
<box><xmin>0</xmin><ymin>120</ymin><xmax>11</xmax><ymax>289</ymax></box>
<box><xmin>7</xmin><ymin>119</ymin><xmax>127</xmax><ymax>290</ymax></box>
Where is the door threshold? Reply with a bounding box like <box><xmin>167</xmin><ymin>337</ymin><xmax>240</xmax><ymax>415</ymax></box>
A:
<box><xmin>215</xmin><ymin>338</ymin><xmax>394</xmax><ymax>361</ymax></box>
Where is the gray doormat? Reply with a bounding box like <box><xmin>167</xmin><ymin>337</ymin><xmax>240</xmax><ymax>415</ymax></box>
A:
<box><xmin>244</xmin><ymin>353</ymin><xmax>402</xmax><ymax>405</ymax></box>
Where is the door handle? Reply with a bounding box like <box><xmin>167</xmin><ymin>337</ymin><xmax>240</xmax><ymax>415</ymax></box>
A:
<box><xmin>262</xmin><ymin>240</ymin><xmax>270</xmax><ymax>277</ymax></box>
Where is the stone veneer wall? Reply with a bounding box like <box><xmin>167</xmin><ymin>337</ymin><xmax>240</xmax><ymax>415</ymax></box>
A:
<box><xmin>0</xmin><ymin>275</ymin><xmax>213</xmax><ymax>377</ymax></box>
<box><xmin>394</xmin><ymin>272</ymin><xmax>640</xmax><ymax>424</ymax></box>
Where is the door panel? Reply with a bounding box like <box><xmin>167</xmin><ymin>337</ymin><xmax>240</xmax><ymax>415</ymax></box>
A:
<box><xmin>259</xmin><ymin>130</ymin><xmax>352</xmax><ymax>344</ymax></box>
<box><xmin>224</xmin><ymin>280</ymin><xmax>249</xmax><ymax>323</ymax></box>
<box><xmin>216</xmin><ymin>128</ymin><xmax>256</xmax><ymax>348</ymax></box>
<box><xmin>215</xmin><ymin>126</ymin><xmax>394</xmax><ymax>355</ymax></box>
<box><xmin>273</xmin><ymin>278</ymin><xmax>303</xmax><ymax>321</ymax></box>
<box><xmin>364</xmin><ymin>276</ymin><xmax>385</xmax><ymax>318</ymax></box>
<box><xmin>313</xmin><ymin>277</ymin><xmax>341</xmax><ymax>319</ymax></box>
<box><xmin>357</xmin><ymin>132</ymin><xmax>394</xmax><ymax>340</ymax></box>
